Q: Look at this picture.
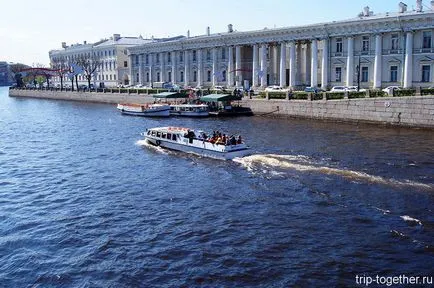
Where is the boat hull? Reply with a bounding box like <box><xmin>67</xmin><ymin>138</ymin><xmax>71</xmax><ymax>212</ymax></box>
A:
<box><xmin>169</xmin><ymin>110</ymin><xmax>209</xmax><ymax>117</ymax></box>
<box><xmin>117</xmin><ymin>104</ymin><xmax>170</xmax><ymax>117</ymax></box>
<box><xmin>145</xmin><ymin>136</ymin><xmax>250</xmax><ymax>160</ymax></box>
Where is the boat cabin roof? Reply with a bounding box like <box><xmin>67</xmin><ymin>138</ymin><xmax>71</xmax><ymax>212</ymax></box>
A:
<box><xmin>149</xmin><ymin>126</ymin><xmax>190</xmax><ymax>134</ymax></box>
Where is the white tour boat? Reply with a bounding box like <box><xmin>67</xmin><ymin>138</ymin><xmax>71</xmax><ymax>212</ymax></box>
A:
<box><xmin>143</xmin><ymin>127</ymin><xmax>251</xmax><ymax>160</ymax></box>
<box><xmin>169</xmin><ymin>104</ymin><xmax>209</xmax><ymax>117</ymax></box>
<box><xmin>117</xmin><ymin>103</ymin><xmax>170</xmax><ymax>117</ymax></box>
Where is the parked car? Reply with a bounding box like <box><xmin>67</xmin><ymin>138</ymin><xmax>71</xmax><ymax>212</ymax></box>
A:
<box><xmin>382</xmin><ymin>86</ymin><xmax>401</xmax><ymax>95</ymax></box>
<box><xmin>304</xmin><ymin>87</ymin><xmax>324</xmax><ymax>93</ymax></box>
<box><xmin>330</xmin><ymin>86</ymin><xmax>347</xmax><ymax>92</ymax></box>
<box><xmin>212</xmin><ymin>85</ymin><xmax>226</xmax><ymax>91</ymax></box>
<box><xmin>265</xmin><ymin>85</ymin><xmax>284</xmax><ymax>92</ymax></box>
<box><xmin>346</xmin><ymin>86</ymin><xmax>366</xmax><ymax>92</ymax></box>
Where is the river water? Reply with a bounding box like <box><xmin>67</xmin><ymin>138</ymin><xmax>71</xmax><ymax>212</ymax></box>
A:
<box><xmin>1</xmin><ymin>87</ymin><xmax>433</xmax><ymax>287</ymax></box>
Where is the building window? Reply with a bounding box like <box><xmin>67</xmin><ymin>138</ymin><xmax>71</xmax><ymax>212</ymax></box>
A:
<box><xmin>180</xmin><ymin>71</ymin><xmax>184</xmax><ymax>82</ymax></box>
<box><xmin>423</xmin><ymin>31</ymin><xmax>432</xmax><ymax>49</ymax></box>
<box><xmin>179</xmin><ymin>53</ymin><xmax>183</xmax><ymax>63</ymax></box>
<box><xmin>124</xmin><ymin>61</ymin><xmax>128</xmax><ymax>68</ymax></box>
<box><xmin>222</xmin><ymin>48</ymin><xmax>226</xmax><ymax>60</ymax></box>
<box><xmin>110</xmin><ymin>75</ymin><xmax>112</xmax><ymax>80</ymax></box>
<box><xmin>146</xmin><ymin>72</ymin><xmax>149</xmax><ymax>82</ymax></box>
<box><xmin>335</xmin><ymin>67</ymin><xmax>342</xmax><ymax>82</ymax></box>
<box><xmin>422</xmin><ymin>65</ymin><xmax>431</xmax><ymax>82</ymax></box>
<box><xmin>391</xmin><ymin>34</ymin><xmax>399</xmax><ymax>50</ymax></box>
<box><xmin>362</xmin><ymin>36</ymin><xmax>370</xmax><ymax>53</ymax></box>
<box><xmin>206</xmin><ymin>50</ymin><xmax>211</xmax><ymax>61</ymax></box>
<box><xmin>145</xmin><ymin>54</ymin><xmax>149</xmax><ymax>65</ymax></box>
<box><xmin>157</xmin><ymin>72</ymin><xmax>160</xmax><ymax>82</ymax></box>
<box><xmin>390</xmin><ymin>66</ymin><xmax>398</xmax><ymax>82</ymax></box>
<box><xmin>193</xmin><ymin>71</ymin><xmax>197</xmax><ymax>82</ymax></box>
<box><xmin>336</xmin><ymin>38</ymin><xmax>343</xmax><ymax>53</ymax></box>
<box><xmin>222</xmin><ymin>70</ymin><xmax>226</xmax><ymax>81</ymax></box>
<box><xmin>207</xmin><ymin>70</ymin><xmax>211</xmax><ymax>82</ymax></box>
<box><xmin>135</xmin><ymin>55</ymin><xmax>139</xmax><ymax>65</ymax></box>
<box><xmin>136</xmin><ymin>73</ymin><xmax>139</xmax><ymax>82</ymax></box>
<box><xmin>114</xmin><ymin>75</ymin><xmax>116</xmax><ymax>81</ymax></box>
<box><xmin>168</xmin><ymin>71</ymin><xmax>172</xmax><ymax>82</ymax></box>
<box><xmin>156</xmin><ymin>53</ymin><xmax>160</xmax><ymax>64</ymax></box>
<box><xmin>361</xmin><ymin>67</ymin><xmax>368</xmax><ymax>82</ymax></box>
<box><xmin>192</xmin><ymin>50</ymin><xmax>197</xmax><ymax>61</ymax></box>
<box><xmin>105</xmin><ymin>51</ymin><xmax>107</xmax><ymax>57</ymax></box>
<box><xmin>109</xmin><ymin>62</ymin><xmax>112</xmax><ymax>70</ymax></box>
<box><xmin>168</xmin><ymin>52</ymin><xmax>171</xmax><ymax>63</ymax></box>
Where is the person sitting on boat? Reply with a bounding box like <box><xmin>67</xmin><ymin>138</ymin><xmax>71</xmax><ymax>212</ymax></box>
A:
<box><xmin>237</xmin><ymin>135</ymin><xmax>242</xmax><ymax>144</ymax></box>
<box><xmin>229</xmin><ymin>135</ymin><xmax>236</xmax><ymax>145</ymax></box>
<box><xmin>222</xmin><ymin>134</ymin><xmax>227</xmax><ymax>145</ymax></box>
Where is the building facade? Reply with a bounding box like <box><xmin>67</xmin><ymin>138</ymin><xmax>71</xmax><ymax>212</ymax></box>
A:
<box><xmin>129</xmin><ymin>2</ymin><xmax>434</xmax><ymax>90</ymax></box>
<box><xmin>49</xmin><ymin>34</ymin><xmax>157</xmax><ymax>87</ymax></box>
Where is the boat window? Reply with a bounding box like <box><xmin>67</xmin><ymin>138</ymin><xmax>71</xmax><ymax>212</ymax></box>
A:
<box><xmin>167</xmin><ymin>133</ymin><xmax>172</xmax><ymax>140</ymax></box>
<box><xmin>162</xmin><ymin>133</ymin><xmax>167</xmax><ymax>139</ymax></box>
<box><xmin>151</xmin><ymin>131</ymin><xmax>156</xmax><ymax>136</ymax></box>
<box><xmin>147</xmin><ymin>130</ymin><xmax>150</xmax><ymax>135</ymax></box>
<box><xmin>156</xmin><ymin>132</ymin><xmax>161</xmax><ymax>138</ymax></box>
<box><xmin>172</xmin><ymin>134</ymin><xmax>177</xmax><ymax>141</ymax></box>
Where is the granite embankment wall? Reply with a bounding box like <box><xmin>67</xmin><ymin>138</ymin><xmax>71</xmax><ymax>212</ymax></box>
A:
<box><xmin>9</xmin><ymin>89</ymin><xmax>434</xmax><ymax>128</ymax></box>
<box><xmin>9</xmin><ymin>89</ymin><xmax>155</xmax><ymax>105</ymax></box>
<box><xmin>240</xmin><ymin>96</ymin><xmax>434</xmax><ymax>128</ymax></box>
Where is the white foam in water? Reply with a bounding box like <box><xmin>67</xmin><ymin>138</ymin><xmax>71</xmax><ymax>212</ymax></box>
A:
<box><xmin>400</xmin><ymin>215</ymin><xmax>423</xmax><ymax>225</ymax></box>
<box><xmin>234</xmin><ymin>154</ymin><xmax>433</xmax><ymax>190</ymax></box>
<box><xmin>135</xmin><ymin>139</ymin><xmax>171</xmax><ymax>155</ymax></box>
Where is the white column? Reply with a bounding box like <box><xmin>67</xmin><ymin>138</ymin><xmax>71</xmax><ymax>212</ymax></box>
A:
<box><xmin>296</xmin><ymin>42</ymin><xmax>303</xmax><ymax>85</ymax></box>
<box><xmin>289</xmin><ymin>42</ymin><xmax>296</xmax><ymax>88</ymax></box>
<box><xmin>171</xmin><ymin>51</ymin><xmax>176</xmax><ymax>83</ymax></box>
<box><xmin>252</xmin><ymin>44</ymin><xmax>259</xmax><ymax>87</ymax></box>
<box><xmin>279</xmin><ymin>42</ymin><xmax>286</xmax><ymax>87</ymax></box>
<box><xmin>138</xmin><ymin>54</ymin><xmax>143</xmax><ymax>85</ymax></box>
<box><xmin>346</xmin><ymin>37</ymin><xmax>354</xmax><ymax>87</ymax></box>
<box><xmin>228</xmin><ymin>46</ymin><xmax>234</xmax><ymax>87</ymax></box>
<box><xmin>260</xmin><ymin>43</ymin><xmax>268</xmax><ymax>88</ymax></box>
<box><xmin>160</xmin><ymin>52</ymin><xmax>165</xmax><ymax>82</ymax></box>
<box><xmin>129</xmin><ymin>54</ymin><xmax>134</xmax><ymax>85</ymax></box>
<box><xmin>197</xmin><ymin>49</ymin><xmax>203</xmax><ymax>87</ymax></box>
<box><xmin>321</xmin><ymin>38</ymin><xmax>329</xmax><ymax>90</ymax></box>
<box><xmin>373</xmin><ymin>34</ymin><xmax>383</xmax><ymax>89</ymax></box>
<box><xmin>403</xmin><ymin>32</ymin><xmax>413</xmax><ymax>88</ymax></box>
<box><xmin>235</xmin><ymin>45</ymin><xmax>242</xmax><ymax>87</ymax></box>
<box><xmin>274</xmin><ymin>45</ymin><xmax>279</xmax><ymax>84</ymax></box>
<box><xmin>212</xmin><ymin>48</ymin><xmax>218</xmax><ymax>86</ymax></box>
<box><xmin>184</xmin><ymin>50</ymin><xmax>189</xmax><ymax>86</ymax></box>
<box><xmin>148</xmin><ymin>53</ymin><xmax>153</xmax><ymax>86</ymax></box>
<box><xmin>311</xmin><ymin>39</ymin><xmax>318</xmax><ymax>87</ymax></box>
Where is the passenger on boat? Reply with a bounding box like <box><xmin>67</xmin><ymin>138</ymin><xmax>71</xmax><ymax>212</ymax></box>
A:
<box><xmin>229</xmin><ymin>136</ymin><xmax>236</xmax><ymax>145</ymax></box>
<box><xmin>237</xmin><ymin>135</ymin><xmax>242</xmax><ymax>144</ymax></box>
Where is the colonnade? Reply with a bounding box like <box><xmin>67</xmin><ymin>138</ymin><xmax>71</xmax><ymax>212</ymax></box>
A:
<box><xmin>130</xmin><ymin>32</ymin><xmax>415</xmax><ymax>89</ymax></box>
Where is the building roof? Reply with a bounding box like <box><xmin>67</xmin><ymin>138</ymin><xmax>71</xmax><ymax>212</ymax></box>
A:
<box><xmin>95</xmin><ymin>37</ymin><xmax>155</xmax><ymax>48</ymax></box>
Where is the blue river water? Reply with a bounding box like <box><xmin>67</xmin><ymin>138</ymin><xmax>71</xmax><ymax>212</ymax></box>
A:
<box><xmin>1</xmin><ymin>87</ymin><xmax>433</xmax><ymax>287</ymax></box>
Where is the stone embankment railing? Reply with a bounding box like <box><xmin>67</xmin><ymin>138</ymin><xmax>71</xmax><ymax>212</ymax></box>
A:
<box><xmin>241</xmin><ymin>88</ymin><xmax>434</xmax><ymax>128</ymax></box>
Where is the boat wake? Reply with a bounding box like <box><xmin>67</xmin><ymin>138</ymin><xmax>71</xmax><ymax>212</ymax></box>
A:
<box><xmin>233</xmin><ymin>154</ymin><xmax>433</xmax><ymax>190</ymax></box>
<box><xmin>135</xmin><ymin>140</ymin><xmax>173</xmax><ymax>155</ymax></box>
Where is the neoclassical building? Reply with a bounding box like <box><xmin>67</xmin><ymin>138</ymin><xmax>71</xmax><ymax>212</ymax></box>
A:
<box><xmin>49</xmin><ymin>34</ymin><xmax>184</xmax><ymax>87</ymax></box>
<box><xmin>128</xmin><ymin>1</ymin><xmax>434</xmax><ymax>90</ymax></box>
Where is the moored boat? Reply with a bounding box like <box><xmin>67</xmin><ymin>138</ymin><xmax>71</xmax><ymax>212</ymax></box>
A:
<box><xmin>117</xmin><ymin>103</ymin><xmax>170</xmax><ymax>117</ymax></box>
<box><xmin>169</xmin><ymin>104</ymin><xmax>209</xmax><ymax>117</ymax></box>
<box><xmin>142</xmin><ymin>127</ymin><xmax>251</xmax><ymax>160</ymax></box>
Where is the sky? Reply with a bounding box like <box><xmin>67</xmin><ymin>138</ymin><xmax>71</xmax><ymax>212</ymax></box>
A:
<box><xmin>0</xmin><ymin>0</ymin><xmax>428</xmax><ymax>66</ymax></box>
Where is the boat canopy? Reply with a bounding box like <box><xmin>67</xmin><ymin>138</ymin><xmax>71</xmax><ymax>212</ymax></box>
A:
<box><xmin>199</xmin><ymin>94</ymin><xmax>242</xmax><ymax>102</ymax></box>
<box><xmin>153</xmin><ymin>92</ymin><xmax>186</xmax><ymax>99</ymax></box>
